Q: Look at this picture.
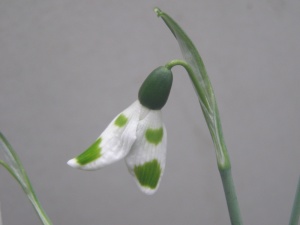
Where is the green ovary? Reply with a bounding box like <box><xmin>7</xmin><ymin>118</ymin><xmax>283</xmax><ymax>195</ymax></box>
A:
<box><xmin>138</xmin><ymin>66</ymin><xmax>173</xmax><ymax>110</ymax></box>
<box><xmin>114</xmin><ymin>114</ymin><xmax>128</xmax><ymax>127</ymax></box>
<box><xmin>76</xmin><ymin>138</ymin><xmax>102</xmax><ymax>165</ymax></box>
<box><xmin>134</xmin><ymin>159</ymin><xmax>161</xmax><ymax>189</ymax></box>
<box><xmin>145</xmin><ymin>127</ymin><xmax>163</xmax><ymax>145</ymax></box>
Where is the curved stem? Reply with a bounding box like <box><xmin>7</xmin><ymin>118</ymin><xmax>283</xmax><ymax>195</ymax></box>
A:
<box><xmin>166</xmin><ymin>60</ymin><xmax>210</xmax><ymax>111</ymax></box>
<box><xmin>289</xmin><ymin>176</ymin><xmax>300</xmax><ymax>225</ymax></box>
<box><xmin>166</xmin><ymin>59</ymin><xmax>243</xmax><ymax>225</ymax></box>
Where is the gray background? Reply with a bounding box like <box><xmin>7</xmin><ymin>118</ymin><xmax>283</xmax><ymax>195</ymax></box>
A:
<box><xmin>0</xmin><ymin>0</ymin><xmax>299</xmax><ymax>225</ymax></box>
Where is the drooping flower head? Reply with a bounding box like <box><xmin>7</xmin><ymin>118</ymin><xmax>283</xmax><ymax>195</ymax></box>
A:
<box><xmin>67</xmin><ymin>66</ymin><xmax>173</xmax><ymax>194</ymax></box>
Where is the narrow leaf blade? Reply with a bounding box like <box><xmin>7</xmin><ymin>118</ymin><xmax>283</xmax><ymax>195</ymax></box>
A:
<box><xmin>0</xmin><ymin>132</ymin><xmax>29</xmax><ymax>190</ymax></box>
<box><xmin>0</xmin><ymin>132</ymin><xmax>52</xmax><ymax>225</ymax></box>
<box><xmin>154</xmin><ymin>7</ymin><xmax>215</xmax><ymax>111</ymax></box>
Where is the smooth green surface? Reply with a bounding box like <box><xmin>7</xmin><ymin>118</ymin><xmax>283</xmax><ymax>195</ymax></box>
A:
<box><xmin>156</xmin><ymin>7</ymin><xmax>230</xmax><ymax>170</ymax></box>
<box><xmin>0</xmin><ymin>132</ymin><xmax>53</xmax><ymax>225</ymax></box>
<box><xmin>165</xmin><ymin>60</ymin><xmax>230</xmax><ymax>171</ymax></box>
<box><xmin>289</xmin><ymin>176</ymin><xmax>300</xmax><ymax>225</ymax></box>
<box><xmin>138</xmin><ymin>66</ymin><xmax>173</xmax><ymax>110</ymax></box>
<box><xmin>134</xmin><ymin>159</ymin><xmax>161</xmax><ymax>189</ymax></box>
<box><xmin>156</xmin><ymin>8</ymin><xmax>242</xmax><ymax>225</ymax></box>
<box><xmin>76</xmin><ymin>138</ymin><xmax>102</xmax><ymax>165</ymax></box>
<box><xmin>145</xmin><ymin>127</ymin><xmax>163</xmax><ymax>145</ymax></box>
<box><xmin>155</xmin><ymin>8</ymin><xmax>213</xmax><ymax>111</ymax></box>
<box><xmin>220</xmin><ymin>169</ymin><xmax>243</xmax><ymax>225</ymax></box>
<box><xmin>114</xmin><ymin>114</ymin><xmax>128</xmax><ymax>127</ymax></box>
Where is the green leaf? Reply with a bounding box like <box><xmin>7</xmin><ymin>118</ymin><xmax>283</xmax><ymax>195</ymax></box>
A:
<box><xmin>0</xmin><ymin>132</ymin><xmax>52</xmax><ymax>225</ymax></box>
<box><xmin>155</xmin><ymin>8</ymin><xmax>243</xmax><ymax>225</ymax></box>
<box><xmin>0</xmin><ymin>132</ymin><xmax>29</xmax><ymax>191</ymax></box>
<box><xmin>154</xmin><ymin>7</ymin><xmax>215</xmax><ymax>113</ymax></box>
<box><xmin>154</xmin><ymin>7</ymin><xmax>230</xmax><ymax>170</ymax></box>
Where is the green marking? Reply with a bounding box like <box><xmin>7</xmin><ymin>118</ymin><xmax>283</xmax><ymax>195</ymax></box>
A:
<box><xmin>145</xmin><ymin>127</ymin><xmax>163</xmax><ymax>145</ymax></box>
<box><xmin>76</xmin><ymin>138</ymin><xmax>102</xmax><ymax>165</ymax></box>
<box><xmin>114</xmin><ymin>114</ymin><xmax>128</xmax><ymax>127</ymax></box>
<box><xmin>134</xmin><ymin>159</ymin><xmax>161</xmax><ymax>189</ymax></box>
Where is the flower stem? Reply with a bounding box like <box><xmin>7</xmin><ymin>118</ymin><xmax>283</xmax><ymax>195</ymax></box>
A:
<box><xmin>165</xmin><ymin>60</ymin><xmax>210</xmax><ymax>111</ymax></box>
<box><xmin>289</xmin><ymin>175</ymin><xmax>300</xmax><ymax>225</ymax></box>
<box><xmin>220</xmin><ymin>169</ymin><xmax>243</xmax><ymax>225</ymax></box>
<box><xmin>166</xmin><ymin>59</ymin><xmax>243</xmax><ymax>225</ymax></box>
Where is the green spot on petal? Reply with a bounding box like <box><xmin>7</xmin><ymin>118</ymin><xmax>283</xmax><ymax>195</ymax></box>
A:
<box><xmin>134</xmin><ymin>159</ymin><xmax>161</xmax><ymax>189</ymax></box>
<box><xmin>114</xmin><ymin>114</ymin><xmax>128</xmax><ymax>127</ymax></box>
<box><xmin>76</xmin><ymin>138</ymin><xmax>102</xmax><ymax>165</ymax></box>
<box><xmin>145</xmin><ymin>127</ymin><xmax>163</xmax><ymax>145</ymax></box>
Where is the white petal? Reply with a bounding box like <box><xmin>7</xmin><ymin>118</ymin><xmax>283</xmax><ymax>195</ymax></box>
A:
<box><xmin>68</xmin><ymin>100</ymin><xmax>141</xmax><ymax>170</ymax></box>
<box><xmin>125</xmin><ymin>108</ymin><xmax>167</xmax><ymax>195</ymax></box>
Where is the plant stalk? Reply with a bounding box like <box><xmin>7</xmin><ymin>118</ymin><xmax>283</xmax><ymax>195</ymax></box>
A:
<box><xmin>166</xmin><ymin>59</ymin><xmax>243</xmax><ymax>225</ymax></box>
<box><xmin>289</xmin><ymin>175</ymin><xmax>300</xmax><ymax>225</ymax></box>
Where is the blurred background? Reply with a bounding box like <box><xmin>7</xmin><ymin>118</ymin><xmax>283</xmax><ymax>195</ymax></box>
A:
<box><xmin>0</xmin><ymin>1</ymin><xmax>299</xmax><ymax>224</ymax></box>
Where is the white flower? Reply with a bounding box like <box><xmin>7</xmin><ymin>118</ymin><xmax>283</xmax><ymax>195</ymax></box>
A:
<box><xmin>68</xmin><ymin>100</ymin><xmax>166</xmax><ymax>195</ymax></box>
<box><xmin>68</xmin><ymin>66</ymin><xmax>172</xmax><ymax>195</ymax></box>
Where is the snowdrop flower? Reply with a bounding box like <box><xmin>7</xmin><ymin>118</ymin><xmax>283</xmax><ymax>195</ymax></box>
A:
<box><xmin>68</xmin><ymin>66</ymin><xmax>173</xmax><ymax>194</ymax></box>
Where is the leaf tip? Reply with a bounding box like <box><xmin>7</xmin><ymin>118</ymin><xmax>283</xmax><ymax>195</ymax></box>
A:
<box><xmin>154</xmin><ymin>7</ymin><xmax>163</xmax><ymax>17</ymax></box>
